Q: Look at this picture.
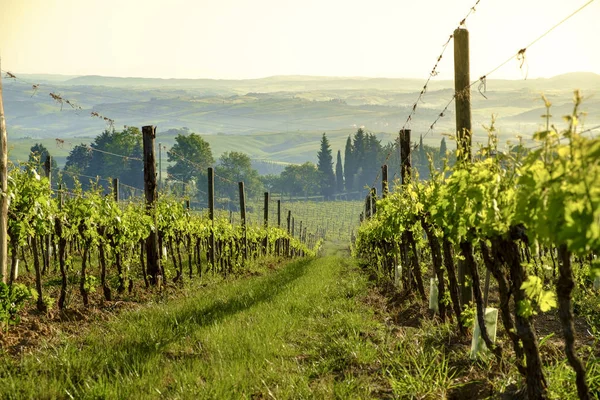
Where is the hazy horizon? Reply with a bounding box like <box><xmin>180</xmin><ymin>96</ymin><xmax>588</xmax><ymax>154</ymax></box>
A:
<box><xmin>1</xmin><ymin>0</ymin><xmax>599</xmax><ymax>81</ymax></box>
<box><xmin>10</xmin><ymin>70</ymin><xmax>600</xmax><ymax>82</ymax></box>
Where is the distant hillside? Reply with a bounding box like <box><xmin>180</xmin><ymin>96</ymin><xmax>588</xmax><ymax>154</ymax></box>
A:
<box><xmin>4</xmin><ymin>72</ymin><xmax>599</xmax><ymax>167</ymax></box>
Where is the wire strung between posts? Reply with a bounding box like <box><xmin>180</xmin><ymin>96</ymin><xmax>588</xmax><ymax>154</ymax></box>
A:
<box><xmin>419</xmin><ymin>0</ymin><xmax>597</xmax><ymax>140</ymax></box>
<box><xmin>62</xmin><ymin>169</ymin><xmax>145</xmax><ymax>193</ymax></box>
<box><xmin>369</xmin><ymin>0</ymin><xmax>599</xmax><ymax>193</ymax></box>
<box><xmin>1</xmin><ymin>70</ymin><xmax>330</xmax><ymax>134</ymax></box>
<box><xmin>86</xmin><ymin>146</ymin><xmax>142</xmax><ymax>162</ymax></box>
<box><xmin>370</xmin><ymin>0</ymin><xmax>595</xmax><ymax>192</ymax></box>
<box><xmin>369</xmin><ymin>0</ymin><xmax>484</xmax><ymax>189</ymax></box>
<box><xmin>55</xmin><ymin>137</ymin><xmax>142</xmax><ymax>162</ymax></box>
<box><xmin>214</xmin><ymin>172</ymin><xmax>237</xmax><ymax>185</ymax></box>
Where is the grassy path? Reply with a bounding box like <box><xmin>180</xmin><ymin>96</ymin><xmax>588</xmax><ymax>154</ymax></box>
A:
<box><xmin>0</xmin><ymin>244</ymin><xmax>391</xmax><ymax>399</ymax></box>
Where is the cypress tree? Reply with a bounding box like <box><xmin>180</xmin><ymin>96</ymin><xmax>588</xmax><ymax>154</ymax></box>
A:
<box><xmin>440</xmin><ymin>137</ymin><xmax>448</xmax><ymax>159</ymax></box>
<box><xmin>344</xmin><ymin>135</ymin><xmax>354</xmax><ymax>192</ymax></box>
<box><xmin>419</xmin><ymin>134</ymin><xmax>425</xmax><ymax>165</ymax></box>
<box><xmin>335</xmin><ymin>150</ymin><xmax>344</xmax><ymax>194</ymax></box>
<box><xmin>317</xmin><ymin>133</ymin><xmax>336</xmax><ymax>198</ymax></box>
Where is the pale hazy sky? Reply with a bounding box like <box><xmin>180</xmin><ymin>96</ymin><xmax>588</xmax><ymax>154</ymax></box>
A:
<box><xmin>1</xmin><ymin>0</ymin><xmax>598</xmax><ymax>80</ymax></box>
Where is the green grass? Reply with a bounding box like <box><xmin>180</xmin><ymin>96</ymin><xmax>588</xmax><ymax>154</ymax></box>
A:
<box><xmin>0</xmin><ymin>243</ymin><xmax>387</xmax><ymax>399</ymax></box>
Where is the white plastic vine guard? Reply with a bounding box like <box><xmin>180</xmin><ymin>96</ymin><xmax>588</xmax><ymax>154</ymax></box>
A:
<box><xmin>429</xmin><ymin>277</ymin><xmax>439</xmax><ymax>313</ymax></box>
<box><xmin>394</xmin><ymin>264</ymin><xmax>402</xmax><ymax>288</ymax></box>
<box><xmin>470</xmin><ymin>307</ymin><xmax>498</xmax><ymax>360</ymax></box>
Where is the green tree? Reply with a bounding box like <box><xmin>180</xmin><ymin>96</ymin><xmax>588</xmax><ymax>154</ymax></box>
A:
<box><xmin>28</xmin><ymin>143</ymin><xmax>58</xmax><ymax>177</ymax></box>
<box><xmin>440</xmin><ymin>137</ymin><xmax>448</xmax><ymax>159</ymax></box>
<box><xmin>167</xmin><ymin>132</ymin><xmax>214</xmax><ymax>198</ymax></box>
<box><xmin>317</xmin><ymin>133</ymin><xmax>336</xmax><ymax>198</ymax></box>
<box><xmin>83</xmin><ymin>127</ymin><xmax>144</xmax><ymax>190</ymax></box>
<box><xmin>352</xmin><ymin>128</ymin><xmax>366</xmax><ymax>173</ymax></box>
<box><xmin>418</xmin><ymin>134</ymin><xmax>425</xmax><ymax>166</ymax></box>
<box><xmin>65</xmin><ymin>144</ymin><xmax>92</xmax><ymax>172</ymax></box>
<box><xmin>63</xmin><ymin>144</ymin><xmax>93</xmax><ymax>188</ymax></box>
<box><xmin>360</xmin><ymin>132</ymin><xmax>382</xmax><ymax>190</ymax></box>
<box><xmin>335</xmin><ymin>150</ymin><xmax>344</xmax><ymax>194</ymax></box>
<box><xmin>343</xmin><ymin>135</ymin><xmax>354</xmax><ymax>192</ymax></box>
<box><xmin>260</xmin><ymin>174</ymin><xmax>281</xmax><ymax>194</ymax></box>
<box><xmin>280</xmin><ymin>162</ymin><xmax>320</xmax><ymax>198</ymax></box>
<box><xmin>215</xmin><ymin>152</ymin><xmax>263</xmax><ymax>202</ymax></box>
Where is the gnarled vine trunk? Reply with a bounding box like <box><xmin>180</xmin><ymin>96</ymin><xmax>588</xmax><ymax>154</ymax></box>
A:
<box><xmin>557</xmin><ymin>245</ymin><xmax>590</xmax><ymax>400</ymax></box>
<box><xmin>501</xmin><ymin>232</ymin><xmax>546</xmax><ymax>400</ymax></box>
<box><xmin>442</xmin><ymin>238</ymin><xmax>464</xmax><ymax>335</ymax></box>
<box><xmin>421</xmin><ymin>218</ymin><xmax>446</xmax><ymax>321</ymax></box>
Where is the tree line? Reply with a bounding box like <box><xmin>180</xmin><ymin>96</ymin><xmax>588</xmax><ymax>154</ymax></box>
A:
<box><xmin>27</xmin><ymin>126</ymin><xmax>450</xmax><ymax>204</ymax></box>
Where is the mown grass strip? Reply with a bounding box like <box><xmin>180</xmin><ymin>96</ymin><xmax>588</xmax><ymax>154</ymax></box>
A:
<box><xmin>0</xmin><ymin>245</ymin><xmax>386</xmax><ymax>399</ymax></box>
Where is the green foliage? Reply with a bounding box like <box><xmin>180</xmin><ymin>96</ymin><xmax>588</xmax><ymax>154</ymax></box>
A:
<box><xmin>356</xmin><ymin>93</ymin><xmax>600</xmax><ymax>295</ymax></box>
<box><xmin>335</xmin><ymin>150</ymin><xmax>344</xmax><ymax>194</ymax></box>
<box><xmin>316</xmin><ymin>133</ymin><xmax>335</xmax><ymax>197</ymax></box>
<box><xmin>166</xmin><ymin>132</ymin><xmax>214</xmax><ymax>199</ymax></box>
<box><xmin>279</xmin><ymin>162</ymin><xmax>320</xmax><ymax>197</ymax></box>
<box><xmin>215</xmin><ymin>151</ymin><xmax>263</xmax><ymax>201</ymax></box>
<box><xmin>0</xmin><ymin>283</ymin><xmax>38</xmax><ymax>327</ymax></box>
<box><xmin>518</xmin><ymin>276</ymin><xmax>557</xmax><ymax>317</ymax></box>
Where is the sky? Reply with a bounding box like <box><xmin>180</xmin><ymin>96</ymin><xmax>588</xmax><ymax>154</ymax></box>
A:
<box><xmin>0</xmin><ymin>0</ymin><xmax>598</xmax><ymax>80</ymax></box>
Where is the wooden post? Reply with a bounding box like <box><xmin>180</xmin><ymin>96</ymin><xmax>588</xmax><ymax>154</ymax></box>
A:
<box><xmin>239</xmin><ymin>181</ymin><xmax>247</xmax><ymax>261</ymax></box>
<box><xmin>208</xmin><ymin>167</ymin><xmax>215</xmax><ymax>270</ymax></box>
<box><xmin>400</xmin><ymin>129</ymin><xmax>412</xmax><ymax>184</ymax></box>
<box><xmin>44</xmin><ymin>155</ymin><xmax>52</xmax><ymax>185</ymax></box>
<box><xmin>381</xmin><ymin>164</ymin><xmax>389</xmax><ymax>198</ymax></box>
<box><xmin>263</xmin><ymin>192</ymin><xmax>269</xmax><ymax>228</ymax></box>
<box><xmin>0</xmin><ymin>66</ymin><xmax>7</xmax><ymax>283</ymax></box>
<box><xmin>142</xmin><ymin>125</ymin><xmax>160</xmax><ymax>285</ymax></box>
<box><xmin>113</xmin><ymin>178</ymin><xmax>119</xmax><ymax>202</ymax></box>
<box><xmin>370</xmin><ymin>187</ymin><xmax>377</xmax><ymax>215</ymax></box>
<box><xmin>277</xmin><ymin>200</ymin><xmax>281</xmax><ymax>228</ymax></box>
<box><xmin>286</xmin><ymin>210</ymin><xmax>291</xmax><ymax>257</ymax></box>
<box><xmin>454</xmin><ymin>28</ymin><xmax>472</xmax><ymax>162</ymax></box>
<box><xmin>58</xmin><ymin>184</ymin><xmax>64</xmax><ymax>208</ymax></box>
<box><xmin>455</xmin><ymin>28</ymin><xmax>473</xmax><ymax>305</ymax></box>
<box><xmin>44</xmin><ymin>155</ymin><xmax>52</xmax><ymax>275</ymax></box>
<box><xmin>158</xmin><ymin>142</ymin><xmax>162</xmax><ymax>190</ymax></box>
<box><xmin>263</xmin><ymin>192</ymin><xmax>269</xmax><ymax>255</ymax></box>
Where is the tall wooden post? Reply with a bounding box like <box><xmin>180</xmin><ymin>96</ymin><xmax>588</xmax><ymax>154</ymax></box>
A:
<box><xmin>208</xmin><ymin>167</ymin><xmax>215</xmax><ymax>269</ymax></box>
<box><xmin>0</xmin><ymin>69</ymin><xmax>8</xmax><ymax>284</ymax></box>
<box><xmin>113</xmin><ymin>178</ymin><xmax>119</xmax><ymax>202</ymax></box>
<box><xmin>44</xmin><ymin>155</ymin><xmax>52</xmax><ymax>185</ymax></box>
<box><xmin>239</xmin><ymin>182</ymin><xmax>247</xmax><ymax>261</ymax></box>
<box><xmin>370</xmin><ymin>187</ymin><xmax>377</xmax><ymax>215</ymax></box>
<box><xmin>43</xmin><ymin>155</ymin><xmax>52</xmax><ymax>274</ymax></box>
<box><xmin>263</xmin><ymin>192</ymin><xmax>269</xmax><ymax>255</ymax></box>
<box><xmin>286</xmin><ymin>210</ymin><xmax>291</xmax><ymax>257</ymax></box>
<box><xmin>381</xmin><ymin>164</ymin><xmax>389</xmax><ymax>198</ymax></box>
<box><xmin>143</xmin><ymin>125</ymin><xmax>160</xmax><ymax>284</ymax></box>
<box><xmin>263</xmin><ymin>192</ymin><xmax>269</xmax><ymax>228</ymax></box>
<box><xmin>158</xmin><ymin>142</ymin><xmax>162</xmax><ymax>190</ymax></box>
<box><xmin>454</xmin><ymin>28</ymin><xmax>472</xmax><ymax>162</ymax></box>
<box><xmin>454</xmin><ymin>28</ymin><xmax>473</xmax><ymax>305</ymax></box>
<box><xmin>400</xmin><ymin>129</ymin><xmax>412</xmax><ymax>184</ymax></box>
<box><xmin>277</xmin><ymin>200</ymin><xmax>281</xmax><ymax>228</ymax></box>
